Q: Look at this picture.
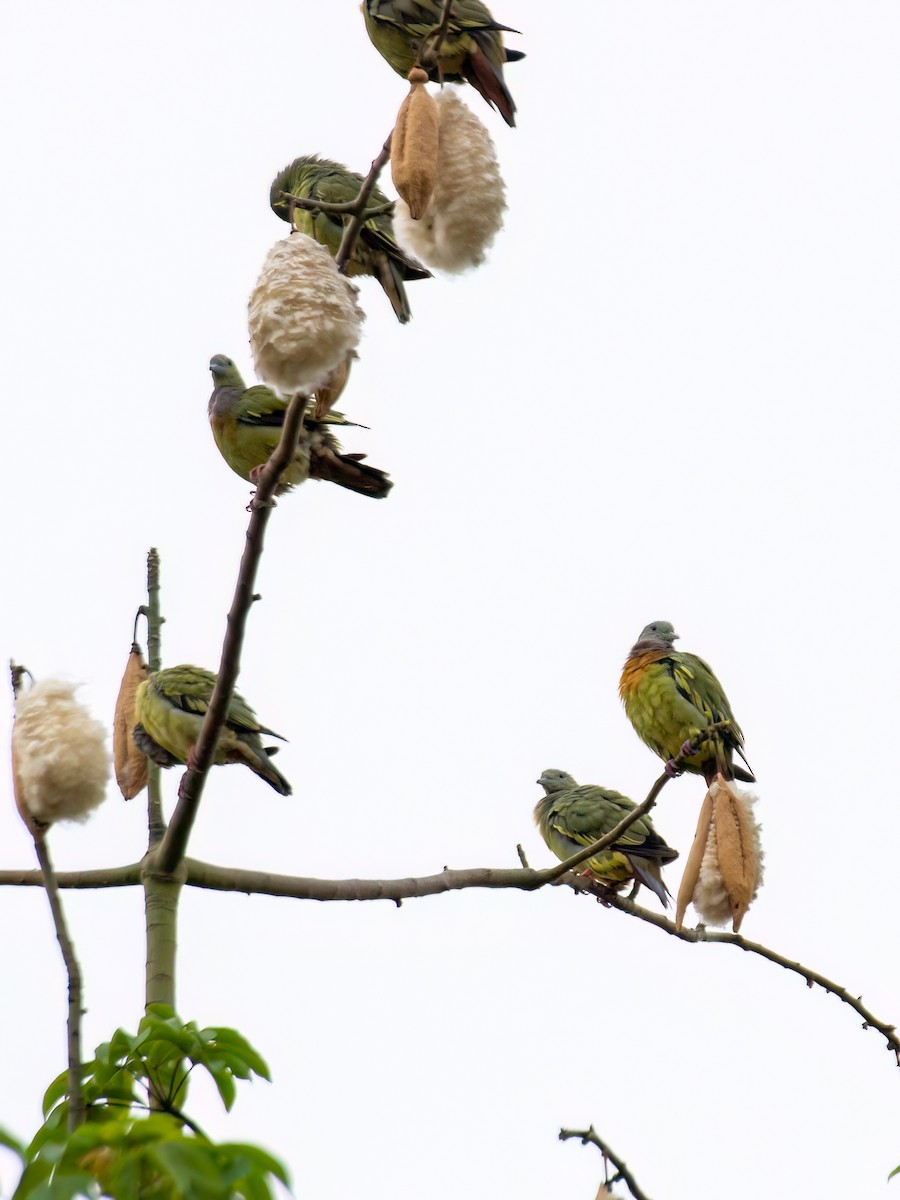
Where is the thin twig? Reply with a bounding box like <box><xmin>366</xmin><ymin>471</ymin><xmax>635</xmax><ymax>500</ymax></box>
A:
<box><xmin>606</xmin><ymin>893</ymin><xmax>900</xmax><ymax>1063</ymax></box>
<box><xmin>32</xmin><ymin>832</ymin><xmax>85</xmax><ymax>1132</ymax></box>
<box><xmin>154</xmin><ymin>393</ymin><xmax>310</xmax><ymax>875</ymax></box>
<box><xmin>418</xmin><ymin>0</ymin><xmax>457</xmax><ymax>70</ymax></box>
<box><xmin>335</xmin><ymin>136</ymin><xmax>393</xmax><ymax>273</ymax></box>
<box><xmin>145</xmin><ymin>548</ymin><xmax>165</xmax><ymax>847</ymax></box>
<box><xmin>280</xmin><ymin>191</ymin><xmax>394</xmax><ymax>220</ymax></box>
<box><xmin>559</xmin><ymin>1126</ymin><xmax>650</xmax><ymax>1200</ymax></box>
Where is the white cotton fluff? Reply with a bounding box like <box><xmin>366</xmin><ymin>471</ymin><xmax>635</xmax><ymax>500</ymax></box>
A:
<box><xmin>12</xmin><ymin>679</ymin><xmax>110</xmax><ymax>825</ymax></box>
<box><xmin>692</xmin><ymin>784</ymin><xmax>764</xmax><ymax>928</ymax></box>
<box><xmin>394</xmin><ymin>89</ymin><xmax>506</xmax><ymax>273</ymax></box>
<box><xmin>248</xmin><ymin>234</ymin><xmax>365</xmax><ymax>396</ymax></box>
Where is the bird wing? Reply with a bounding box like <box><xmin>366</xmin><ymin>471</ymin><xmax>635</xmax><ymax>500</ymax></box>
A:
<box><xmin>669</xmin><ymin>652</ymin><xmax>743</xmax><ymax>743</ymax></box>
<box><xmin>236</xmin><ymin>386</ymin><xmax>289</xmax><ymax>429</ymax></box>
<box><xmin>554</xmin><ymin>787</ymin><xmax>676</xmax><ymax>862</ymax></box>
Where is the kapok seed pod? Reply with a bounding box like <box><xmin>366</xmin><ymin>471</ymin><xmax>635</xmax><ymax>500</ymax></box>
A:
<box><xmin>113</xmin><ymin>644</ymin><xmax>149</xmax><ymax>800</ymax></box>
<box><xmin>713</xmin><ymin>775</ymin><xmax>761</xmax><ymax>932</ymax></box>
<box><xmin>313</xmin><ymin>350</ymin><xmax>356</xmax><ymax>420</ymax></box>
<box><xmin>391</xmin><ymin>67</ymin><xmax>439</xmax><ymax>220</ymax></box>
<box><xmin>675</xmin><ymin>786</ymin><xmax>714</xmax><ymax>932</ymax></box>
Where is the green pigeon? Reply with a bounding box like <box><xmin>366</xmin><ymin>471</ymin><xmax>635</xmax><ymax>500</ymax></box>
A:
<box><xmin>208</xmin><ymin>355</ymin><xmax>392</xmax><ymax>499</ymax></box>
<box><xmin>269</xmin><ymin>155</ymin><xmax>430</xmax><ymax>323</ymax></box>
<box><xmin>619</xmin><ymin>621</ymin><xmax>754</xmax><ymax>785</ymax></box>
<box><xmin>535</xmin><ymin>770</ymin><xmax>678</xmax><ymax>908</ymax></box>
<box><xmin>132</xmin><ymin>665</ymin><xmax>292</xmax><ymax>796</ymax></box>
<box><xmin>362</xmin><ymin>0</ymin><xmax>524</xmax><ymax>127</ymax></box>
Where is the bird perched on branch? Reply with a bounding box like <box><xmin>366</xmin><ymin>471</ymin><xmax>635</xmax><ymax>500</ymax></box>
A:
<box><xmin>133</xmin><ymin>665</ymin><xmax>292</xmax><ymax>796</ymax></box>
<box><xmin>269</xmin><ymin>155</ymin><xmax>430</xmax><ymax>323</ymax></box>
<box><xmin>208</xmin><ymin>355</ymin><xmax>392</xmax><ymax>499</ymax></box>
<box><xmin>619</xmin><ymin>621</ymin><xmax>754</xmax><ymax>785</ymax></box>
<box><xmin>535</xmin><ymin>770</ymin><xmax>678</xmax><ymax>908</ymax></box>
<box><xmin>362</xmin><ymin>0</ymin><xmax>524</xmax><ymax>127</ymax></box>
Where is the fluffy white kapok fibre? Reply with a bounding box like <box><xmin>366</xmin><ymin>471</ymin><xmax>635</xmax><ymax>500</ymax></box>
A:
<box><xmin>248</xmin><ymin>234</ymin><xmax>364</xmax><ymax>396</ymax></box>
<box><xmin>12</xmin><ymin>678</ymin><xmax>110</xmax><ymax>825</ymax></box>
<box><xmin>395</xmin><ymin>89</ymin><xmax>506</xmax><ymax>273</ymax></box>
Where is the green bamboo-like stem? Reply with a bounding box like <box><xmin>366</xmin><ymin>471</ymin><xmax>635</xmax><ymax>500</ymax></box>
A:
<box><xmin>145</xmin><ymin>548</ymin><xmax>166</xmax><ymax>847</ymax></box>
<box><xmin>143</xmin><ymin>858</ymin><xmax>185</xmax><ymax>1010</ymax></box>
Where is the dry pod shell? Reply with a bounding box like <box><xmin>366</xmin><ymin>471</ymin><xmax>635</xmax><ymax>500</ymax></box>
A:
<box><xmin>249</xmin><ymin>234</ymin><xmax>364</xmax><ymax>396</ymax></box>
<box><xmin>679</xmin><ymin>775</ymin><xmax>764</xmax><ymax>932</ymax></box>
<box><xmin>312</xmin><ymin>350</ymin><xmax>356</xmax><ymax>420</ymax></box>
<box><xmin>391</xmin><ymin>67</ymin><xmax>440</xmax><ymax>220</ymax></box>
<box><xmin>675</xmin><ymin>787</ymin><xmax>714</xmax><ymax>932</ymax></box>
<box><xmin>113</xmin><ymin>644</ymin><xmax>149</xmax><ymax>800</ymax></box>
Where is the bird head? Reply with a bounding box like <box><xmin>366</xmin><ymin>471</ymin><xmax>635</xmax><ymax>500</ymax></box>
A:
<box><xmin>637</xmin><ymin>620</ymin><xmax>678</xmax><ymax>647</ymax></box>
<box><xmin>536</xmin><ymin>769</ymin><xmax>577</xmax><ymax>794</ymax></box>
<box><xmin>209</xmin><ymin>355</ymin><xmax>244</xmax><ymax>388</ymax></box>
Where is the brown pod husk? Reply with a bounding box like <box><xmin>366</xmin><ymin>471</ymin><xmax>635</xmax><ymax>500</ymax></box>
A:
<box><xmin>391</xmin><ymin>67</ymin><xmax>439</xmax><ymax>220</ymax></box>
<box><xmin>713</xmin><ymin>775</ymin><xmax>761</xmax><ymax>932</ymax></box>
<box><xmin>675</xmin><ymin>787</ymin><xmax>714</xmax><ymax>931</ymax></box>
<box><xmin>312</xmin><ymin>350</ymin><xmax>356</xmax><ymax>420</ymax></box>
<box><xmin>113</xmin><ymin>644</ymin><xmax>149</xmax><ymax>800</ymax></box>
<box><xmin>11</xmin><ymin>736</ymin><xmax>44</xmax><ymax>835</ymax></box>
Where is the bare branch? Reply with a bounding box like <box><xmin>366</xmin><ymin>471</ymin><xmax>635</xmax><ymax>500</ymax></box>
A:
<box><xmin>154</xmin><ymin>393</ymin><xmax>311</xmax><ymax>875</ymax></box>
<box><xmin>419</xmin><ymin>0</ymin><xmax>457</xmax><ymax>70</ymax></box>
<box><xmin>607</xmin><ymin>893</ymin><xmax>900</xmax><ymax>1063</ymax></box>
<box><xmin>559</xmin><ymin>1126</ymin><xmax>651</xmax><ymax>1200</ymax></box>
<box><xmin>32</xmin><ymin>832</ymin><xmax>85</xmax><ymax>1132</ymax></box>
<box><xmin>335</xmin><ymin>136</ymin><xmax>393</xmax><ymax>273</ymax></box>
<box><xmin>0</xmin><ymin>864</ymin><xmax>142</xmax><ymax>888</ymax></box>
<box><xmin>280</xmin><ymin>191</ymin><xmax>394</xmax><ymax>220</ymax></box>
<box><xmin>145</xmin><ymin>547</ymin><xmax>166</xmax><ymax>847</ymax></box>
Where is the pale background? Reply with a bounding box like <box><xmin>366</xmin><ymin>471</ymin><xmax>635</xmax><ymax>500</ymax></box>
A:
<box><xmin>3</xmin><ymin>2</ymin><xmax>900</xmax><ymax>1197</ymax></box>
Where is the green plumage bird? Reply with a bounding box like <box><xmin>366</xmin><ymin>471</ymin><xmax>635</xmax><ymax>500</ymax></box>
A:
<box><xmin>132</xmin><ymin>665</ymin><xmax>292</xmax><ymax>796</ymax></box>
<box><xmin>619</xmin><ymin>621</ymin><xmax>754</xmax><ymax>785</ymax></box>
<box><xmin>535</xmin><ymin>770</ymin><xmax>678</xmax><ymax>908</ymax></box>
<box><xmin>362</xmin><ymin>0</ymin><xmax>524</xmax><ymax>127</ymax></box>
<box><xmin>269</xmin><ymin>155</ymin><xmax>430</xmax><ymax>323</ymax></box>
<box><xmin>208</xmin><ymin>355</ymin><xmax>392</xmax><ymax>499</ymax></box>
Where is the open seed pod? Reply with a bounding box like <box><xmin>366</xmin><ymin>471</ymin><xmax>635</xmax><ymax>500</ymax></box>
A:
<box><xmin>395</xmin><ymin>90</ymin><xmax>506</xmax><ymax>273</ymax></box>
<box><xmin>249</xmin><ymin>234</ymin><xmax>364</xmax><ymax>396</ymax></box>
<box><xmin>677</xmin><ymin>775</ymin><xmax>764</xmax><ymax>932</ymax></box>
<box><xmin>391</xmin><ymin>67</ymin><xmax>440</xmax><ymax>220</ymax></box>
<box><xmin>113</xmin><ymin>644</ymin><xmax>149</xmax><ymax>800</ymax></box>
<box><xmin>12</xmin><ymin>677</ymin><xmax>110</xmax><ymax>828</ymax></box>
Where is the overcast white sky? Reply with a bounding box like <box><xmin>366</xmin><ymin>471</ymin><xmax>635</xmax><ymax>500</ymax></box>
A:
<box><xmin>3</xmin><ymin>2</ymin><xmax>900</xmax><ymax>1197</ymax></box>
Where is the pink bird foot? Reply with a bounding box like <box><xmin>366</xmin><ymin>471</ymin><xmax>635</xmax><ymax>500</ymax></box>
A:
<box><xmin>664</xmin><ymin>758</ymin><xmax>683</xmax><ymax>778</ymax></box>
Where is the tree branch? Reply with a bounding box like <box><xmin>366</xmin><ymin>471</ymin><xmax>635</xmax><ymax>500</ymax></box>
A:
<box><xmin>559</xmin><ymin>1126</ymin><xmax>650</xmax><ymax>1200</ymax></box>
<box><xmin>419</xmin><ymin>0</ymin><xmax>457</xmax><ymax>70</ymax></box>
<box><xmin>0</xmin><ymin>864</ymin><xmax>142</xmax><ymax>888</ymax></box>
<box><xmin>153</xmin><ymin>393</ymin><xmax>310</xmax><ymax>875</ymax></box>
<box><xmin>335</xmin><ymin>136</ymin><xmax>393</xmax><ymax>273</ymax></box>
<box><xmin>31</xmin><ymin>832</ymin><xmax>85</xmax><ymax>1132</ymax></box>
<box><xmin>281</xmin><ymin>191</ymin><xmax>394</xmax><ymax>219</ymax></box>
<box><xmin>603</xmin><ymin>892</ymin><xmax>900</xmax><ymax>1063</ymax></box>
<box><xmin>144</xmin><ymin>547</ymin><xmax>166</xmax><ymax>847</ymax></box>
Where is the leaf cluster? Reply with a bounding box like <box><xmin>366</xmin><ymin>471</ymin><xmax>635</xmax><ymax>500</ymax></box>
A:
<box><xmin>6</xmin><ymin>1006</ymin><xmax>287</xmax><ymax>1200</ymax></box>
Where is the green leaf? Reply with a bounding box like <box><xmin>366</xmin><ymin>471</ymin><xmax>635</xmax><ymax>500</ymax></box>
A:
<box><xmin>0</xmin><ymin>1126</ymin><xmax>26</xmax><ymax>1160</ymax></box>
<box><xmin>206</xmin><ymin>1065</ymin><xmax>237</xmax><ymax>1113</ymax></box>
<box><xmin>889</xmin><ymin>1164</ymin><xmax>900</xmax><ymax>1181</ymax></box>
<box><xmin>41</xmin><ymin>1072</ymin><xmax>69</xmax><ymax>1118</ymax></box>
<box><xmin>147</xmin><ymin>1140</ymin><xmax>225</xmax><ymax>1198</ymax></box>
<box><xmin>218</xmin><ymin>1143</ymin><xmax>290</xmax><ymax>1187</ymax></box>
